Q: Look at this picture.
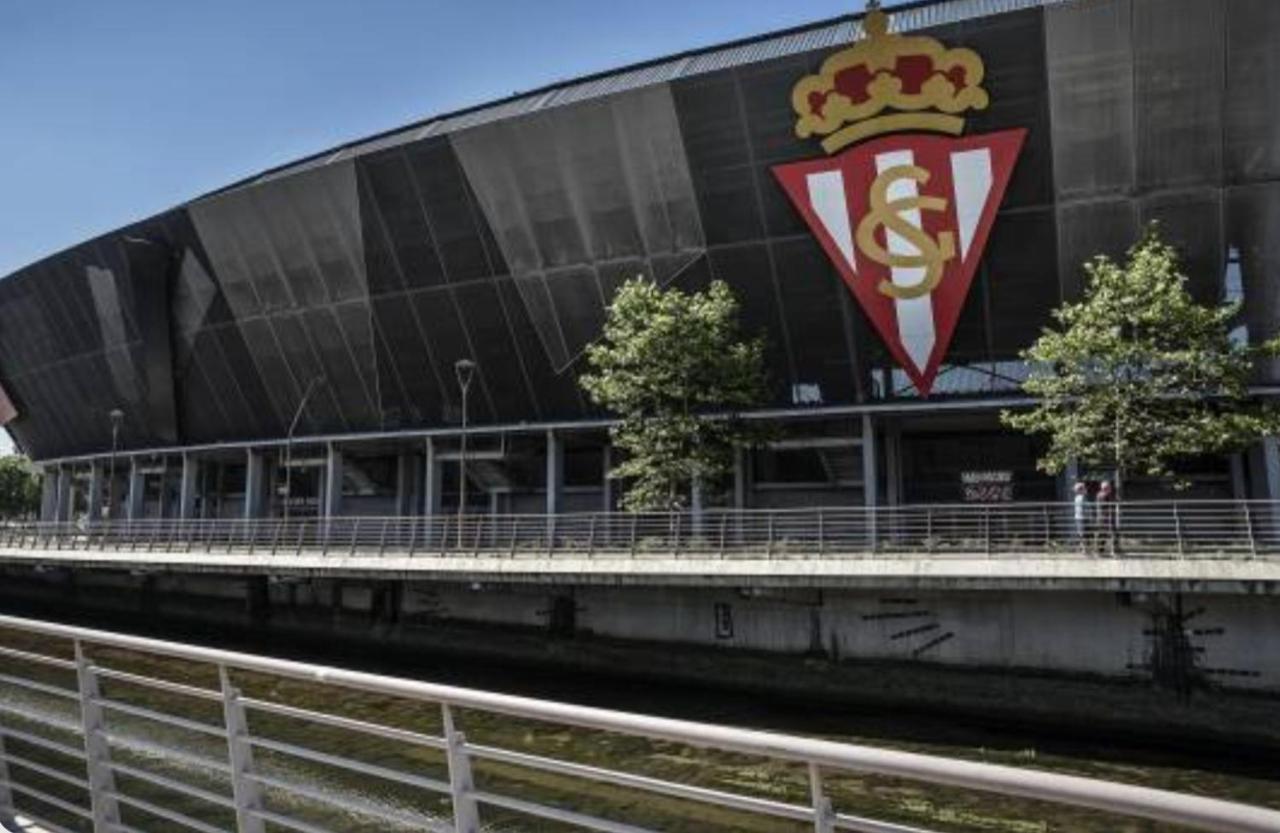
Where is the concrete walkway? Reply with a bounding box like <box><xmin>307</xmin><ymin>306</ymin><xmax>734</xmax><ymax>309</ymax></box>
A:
<box><xmin>2</xmin><ymin>545</ymin><xmax>1279</xmax><ymax>592</ymax></box>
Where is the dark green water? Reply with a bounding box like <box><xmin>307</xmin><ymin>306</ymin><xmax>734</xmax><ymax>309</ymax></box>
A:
<box><xmin>1</xmin><ymin>619</ymin><xmax>1277</xmax><ymax>833</ymax></box>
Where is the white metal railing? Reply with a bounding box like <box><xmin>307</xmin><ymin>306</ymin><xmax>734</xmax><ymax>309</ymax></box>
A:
<box><xmin>5</xmin><ymin>500</ymin><xmax>1280</xmax><ymax>561</ymax></box>
<box><xmin>1</xmin><ymin>614</ymin><xmax>1279</xmax><ymax>833</ymax></box>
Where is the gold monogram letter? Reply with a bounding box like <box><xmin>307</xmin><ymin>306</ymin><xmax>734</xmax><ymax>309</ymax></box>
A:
<box><xmin>855</xmin><ymin>165</ymin><xmax>956</xmax><ymax>300</ymax></box>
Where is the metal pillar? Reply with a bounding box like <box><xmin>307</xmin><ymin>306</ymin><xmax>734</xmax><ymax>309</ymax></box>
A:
<box><xmin>733</xmin><ymin>447</ymin><xmax>748</xmax><ymax>510</ymax></box>
<box><xmin>244</xmin><ymin>449</ymin><xmax>266</xmax><ymax>520</ymax></box>
<box><xmin>395</xmin><ymin>452</ymin><xmax>415</xmax><ymax>517</ymax></box>
<box><xmin>39</xmin><ymin>467</ymin><xmax>58</xmax><ymax>521</ymax></box>
<box><xmin>126</xmin><ymin>459</ymin><xmax>145</xmax><ymax>521</ymax></box>
<box><xmin>442</xmin><ymin>704</ymin><xmax>480</xmax><ymax>833</ymax></box>
<box><xmin>545</xmin><ymin>430</ymin><xmax>563</xmax><ymax>517</ymax></box>
<box><xmin>1061</xmin><ymin>459</ymin><xmax>1081</xmax><ymax>501</ymax></box>
<box><xmin>179</xmin><ymin>453</ymin><xmax>199</xmax><ymax>520</ymax></box>
<box><xmin>75</xmin><ymin>641</ymin><xmax>120</xmax><ymax>832</ymax></box>
<box><xmin>862</xmin><ymin>414</ymin><xmax>877</xmax><ymax>547</ymax></box>
<box><xmin>424</xmin><ymin>438</ymin><xmax>443</xmax><ymax>517</ymax></box>
<box><xmin>86</xmin><ymin>463</ymin><xmax>104</xmax><ymax>522</ymax></box>
<box><xmin>884</xmin><ymin>422</ymin><xmax>902</xmax><ymax>506</ymax></box>
<box><xmin>55</xmin><ymin>466</ymin><xmax>72</xmax><ymax>522</ymax></box>
<box><xmin>691</xmin><ymin>476</ymin><xmax>704</xmax><ymax>536</ymax></box>
<box><xmin>1262</xmin><ymin>437</ymin><xmax>1280</xmax><ymax>499</ymax></box>
<box><xmin>1230</xmin><ymin>453</ymin><xmax>1247</xmax><ymax>500</ymax></box>
<box><xmin>323</xmin><ymin>444</ymin><xmax>343</xmax><ymax>518</ymax></box>
<box><xmin>219</xmin><ymin>666</ymin><xmax>266</xmax><ymax>833</ymax></box>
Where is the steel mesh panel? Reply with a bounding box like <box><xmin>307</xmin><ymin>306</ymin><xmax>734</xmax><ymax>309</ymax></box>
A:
<box><xmin>453</xmin><ymin>84</ymin><xmax>705</xmax><ymax>372</ymax></box>
<box><xmin>1045</xmin><ymin>0</ymin><xmax>1136</xmax><ymax>199</ymax></box>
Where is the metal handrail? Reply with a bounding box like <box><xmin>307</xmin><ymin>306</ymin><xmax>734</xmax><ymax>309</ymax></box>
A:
<box><xmin>2</xmin><ymin>500</ymin><xmax>1280</xmax><ymax>561</ymax></box>
<box><xmin>0</xmin><ymin>613</ymin><xmax>1278</xmax><ymax>833</ymax></box>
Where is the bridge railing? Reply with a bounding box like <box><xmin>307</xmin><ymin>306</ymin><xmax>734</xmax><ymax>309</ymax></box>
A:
<box><xmin>3</xmin><ymin>500</ymin><xmax>1279</xmax><ymax>559</ymax></box>
<box><xmin>1</xmin><ymin>613</ymin><xmax>1278</xmax><ymax>833</ymax></box>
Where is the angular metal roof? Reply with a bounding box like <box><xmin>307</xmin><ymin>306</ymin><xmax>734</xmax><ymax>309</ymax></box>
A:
<box><xmin>222</xmin><ymin>0</ymin><xmax>1076</xmax><ymax>194</ymax></box>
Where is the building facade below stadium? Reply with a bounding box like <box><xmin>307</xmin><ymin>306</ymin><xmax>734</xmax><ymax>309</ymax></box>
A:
<box><xmin>6</xmin><ymin>0</ymin><xmax>1280</xmax><ymax>522</ymax></box>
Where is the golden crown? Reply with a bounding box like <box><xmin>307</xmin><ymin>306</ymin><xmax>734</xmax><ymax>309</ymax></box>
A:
<box><xmin>791</xmin><ymin>8</ymin><xmax>990</xmax><ymax>154</ymax></box>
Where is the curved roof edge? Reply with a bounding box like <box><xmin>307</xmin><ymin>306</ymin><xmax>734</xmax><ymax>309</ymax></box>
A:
<box><xmin>1</xmin><ymin>0</ymin><xmax>1073</xmax><ymax>281</ymax></box>
<box><xmin>204</xmin><ymin>0</ymin><xmax>1073</xmax><ymax>197</ymax></box>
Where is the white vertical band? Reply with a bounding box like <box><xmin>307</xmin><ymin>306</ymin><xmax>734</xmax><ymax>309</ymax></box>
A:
<box><xmin>874</xmin><ymin>150</ymin><xmax>935</xmax><ymax>374</ymax></box>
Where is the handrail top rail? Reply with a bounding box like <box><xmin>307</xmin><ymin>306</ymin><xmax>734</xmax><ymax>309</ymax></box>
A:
<box><xmin>1</xmin><ymin>613</ymin><xmax>1278</xmax><ymax>832</ymax></box>
<box><xmin>11</xmin><ymin>497</ymin><xmax>1280</xmax><ymax>526</ymax></box>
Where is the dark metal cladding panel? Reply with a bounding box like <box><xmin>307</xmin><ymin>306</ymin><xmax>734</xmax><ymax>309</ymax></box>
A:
<box><xmin>1133</xmin><ymin>0</ymin><xmax>1225</xmax><ymax>190</ymax></box>
<box><xmin>1225</xmin><ymin>1</ymin><xmax>1280</xmax><ymax>184</ymax></box>
<box><xmin>0</xmin><ymin>208</ymin><xmax>219</xmax><ymax>458</ymax></box>
<box><xmin>452</xmin><ymin>84</ymin><xmax>705</xmax><ymax>375</ymax></box>
<box><xmin>123</xmin><ymin>236</ymin><xmax>178</xmax><ymax>444</ymax></box>
<box><xmin>1045</xmin><ymin>0</ymin><xmax>1135</xmax><ymax>200</ymax></box>
<box><xmin>189</xmin><ymin>159</ymin><xmax>380</xmax><ymax>437</ymax></box>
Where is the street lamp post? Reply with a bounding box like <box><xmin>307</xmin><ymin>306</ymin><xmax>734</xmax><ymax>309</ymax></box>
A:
<box><xmin>107</xmin><ymin>409</ymin><xmax>124</xmax><ymax>521</ymax></box>
<box><xmin>454</xmin><ymin>358</ymin><xmax>477</xmax><ymax>547</ymax></box>
<box><xmin>283</xmin><ymin>376</ymin><xmax>325</xmax><ymax>522</ymax></box>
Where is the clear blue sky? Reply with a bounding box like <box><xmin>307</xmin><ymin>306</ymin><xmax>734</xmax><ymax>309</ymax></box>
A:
<box><xmin>0</xmin><ymin>0</ymin><xmax>869</xmax><ymax>279</ymax></box>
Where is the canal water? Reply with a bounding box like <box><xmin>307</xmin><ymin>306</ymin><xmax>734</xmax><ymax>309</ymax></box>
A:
<box><xmin>0</xmin><ymin>616</ymin><xmax>1277</xmax><ymax>833</ymax></box>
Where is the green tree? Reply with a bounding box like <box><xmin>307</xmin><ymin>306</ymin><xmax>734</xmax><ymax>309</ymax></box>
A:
<box><xmin>581</xmin><ymin>277</ymin><xmax>767</xmax><ymax>511</ymax></box>
<box><xmin>1002</xmin><ymin>225</ymin><xmax>1280</xmax><ymax>495</ymax></box>
<box><xmin>0</xmin><ymin>455</ymin><xmax>41</xmax><ymax>519</ymax></box>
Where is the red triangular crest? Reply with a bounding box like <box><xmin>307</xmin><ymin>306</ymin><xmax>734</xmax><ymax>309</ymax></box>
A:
<box><xmin>773</xmin><ymin>129</ymin><xmax>1026</xmax><ymax>396</ymax></box>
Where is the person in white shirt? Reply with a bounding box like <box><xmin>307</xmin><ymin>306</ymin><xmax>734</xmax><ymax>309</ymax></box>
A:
<box><xmin>1072</xmin><ymin>481</ymin><xmax>1089</xmax><ymax>548</ymax></box>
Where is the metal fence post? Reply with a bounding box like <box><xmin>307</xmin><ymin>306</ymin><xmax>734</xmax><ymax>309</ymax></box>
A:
<box><xmin>1174</xmin><ymin>503</ymin><xmax>1184</xmax><ymax>557</ymax></box>
<box><xmin>1244</xmin><ymin>503</ymin><xmax>1258</xmax><ymax>558</ymax></box>
<box><xmin>74</xmin><ymin>641</ymin><xmax>120</xmax><ymax>833</ymax></box>
<box><xmin>219</xmin><ymin>665</ymin><xmax>266</xmax><ymax>833</ymax></box>
<box><xmin>808</xmin><ymin>763</ymin><xmax>835</xmax><ymax>833</ymax></box>
<box><xmin>441</xmin><ymin>703</ymin><xmax>480</xmax><ymax>833</ymax></box>
<box><xmin>984</xmin><ymin>506</ymin><xmax>992</xmax><ymax>556</ymax></box>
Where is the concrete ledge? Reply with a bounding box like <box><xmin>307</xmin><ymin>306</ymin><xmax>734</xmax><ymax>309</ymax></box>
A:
<box><xmin>2</xmin><ymin>547</ymin><xmax>1280</xmax><ymax>593</ymax></box>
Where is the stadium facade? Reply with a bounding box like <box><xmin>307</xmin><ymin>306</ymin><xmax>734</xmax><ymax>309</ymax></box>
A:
<box><xmin>6</xmin><ymin>0</ymin><xmax>1280</xmax><ymax>521</ymax></box>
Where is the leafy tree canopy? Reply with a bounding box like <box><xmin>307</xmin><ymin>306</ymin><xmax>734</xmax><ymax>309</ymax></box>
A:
<box><xmin>0</xmin><ymin>454</ymin><xmax>41</xmax><ymax>519</ymax></box>
<box><xmin>580</xmin><ymin>277</ymin><xmax>767</xmax><ymax>511</ymax></box>
<box><xmin>1002</xmin><ymin>225</ymin><xmax>1280</xmax><ymax>493</ymax></box>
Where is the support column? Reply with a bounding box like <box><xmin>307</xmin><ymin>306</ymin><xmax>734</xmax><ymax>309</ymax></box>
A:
<box><xmin>424</xmin><ymin>438</ymin><xmax>442</xmax><ymax>517</ymax></box>
<box><xmin>395</xmin><ymin>452</ymin><xmax>415</xmax><ymax>516</ymax></box>
<box><xmin>1229</xmin><ymin>453</ymin><xmax>1246</xmax><ymax>501</ymax></box>
<box><xmin>86</xmin><ymin>463</ymin><xmax>104</xmax><ymax>522</ymax></box>
<box><xmin>1060</xmin><ymin>459</ymin><xmax>1081</xmax><ymax>501</ymax></box>
<box><xmin>126</xmin><ymin>459</ymin><xmax>145</xmax><ymax>521</ymax></box>
<box><xmin>179</xmin><ymin>453</ymin><xmax>199</xmax><ymax>519</ymax></box>
<box><xmin>1264</xmin><ymin>437</ymin><xmax>1280</xmax><ymax>500</ymax></box>
<box><xmin>691</xmin><ymin>476</ymin><xmax>704</xmax><ymax>536</ymax></box>
<box><xmin>884</xmin><ymin>422</ymin><xmax>902</xmax><ymax>506</ymax></box>
<box><xmin>55</xmin><ymin>467</ymin><xmax>72</xmax><ymax>522</ymax></box>
<box><xmin>545</xmin><ymin>430</ymin><xmax>563</xmax><ymax>517</ymax></box>
<box><xmin>862</xmin><ymin>414</ymin><xmax>877</xmax><ymax>547</ymax></box>
<box><xmin>323</xmin><ymin>444</ymin><xmax>343</xmax><ymax>518</ymax></box>
<box><xmin>244</xmin><ymin>449</ymin><xmax>265</xmax><ymax>520</ymax></box>
<box><xmin>40</xmin><ymin>466</ymin><xmax>58</xmax><ymax>521</ymax></box>
<box><xmin>733</xmin><ymin>447</ymin><xmax>748</xmax><ymax>510</ymax></box>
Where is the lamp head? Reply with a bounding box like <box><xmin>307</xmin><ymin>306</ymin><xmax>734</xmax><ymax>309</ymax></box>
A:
<box><xmin>454</xmin><ymin>358</ymin><xmax>477</xmax><ymax>389</ymax></box>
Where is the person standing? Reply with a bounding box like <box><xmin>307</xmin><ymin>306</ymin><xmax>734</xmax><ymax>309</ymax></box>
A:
<box><xmin>1072</xmin><ymin>481</ymin><xmax>1089</xmax><ymax>550</ymax></box>
<box><xmin>1095</xmin><ymin>480</ymin><xmax>1117</xmax><ymax>556</ymax></box>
